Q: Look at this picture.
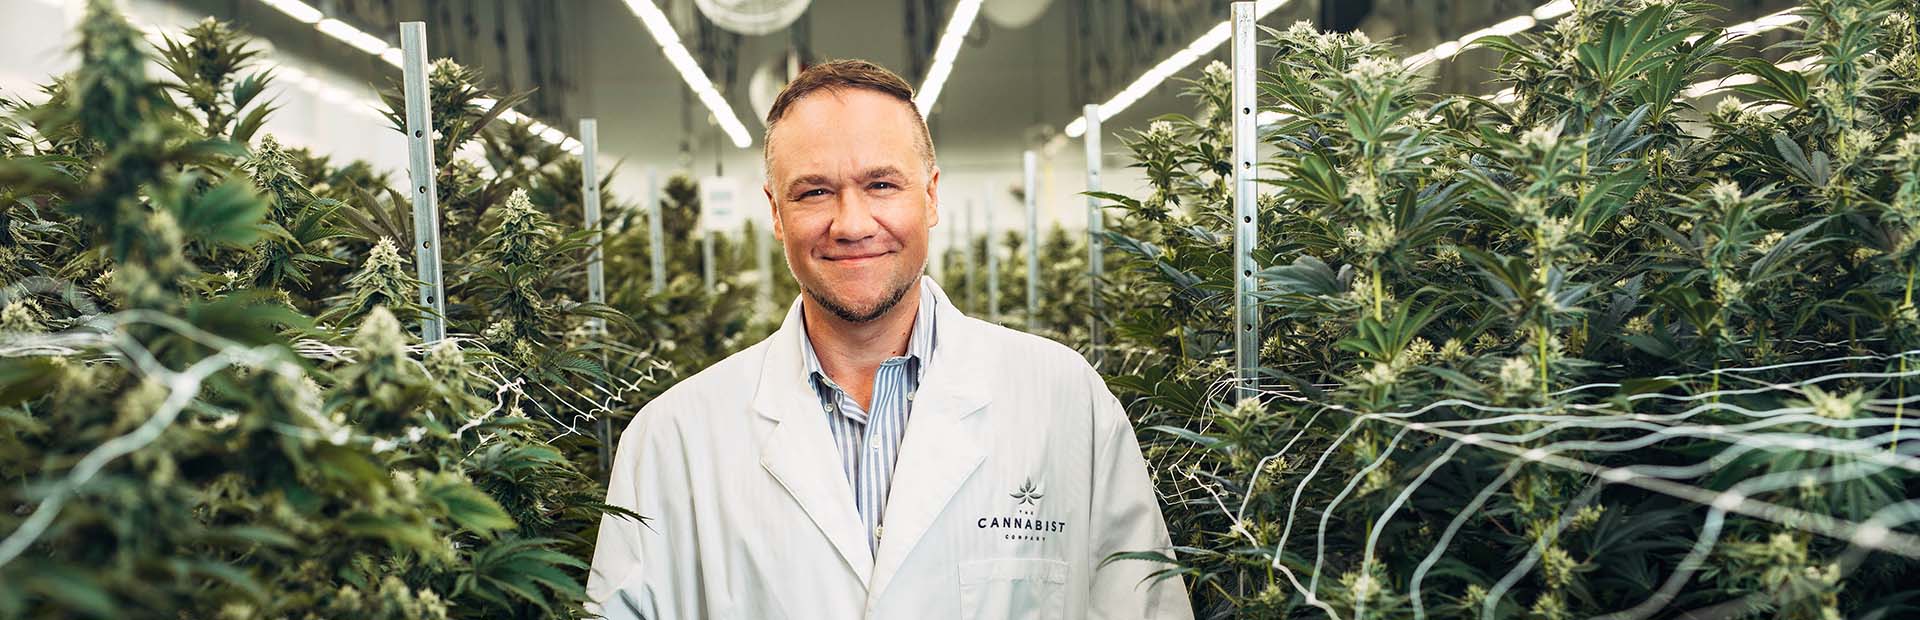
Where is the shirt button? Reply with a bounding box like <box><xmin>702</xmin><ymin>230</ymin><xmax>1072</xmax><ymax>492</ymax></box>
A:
<box><xmin>874</xmin><ymin>525</ymin><xmax>884</xmax><ymax>539</ymax></box>
<box><xmin>825</xmin><ymin>403</ymin><xmax>836</xmax><ymax>413</ymax></box>
<box><xmin>906</xmin><ymin>390</ymin><xmax>916</xmax><ymax>401</ymax></box>
<box><xmin>870</xmin><ymin>442</ymin><xmax>881</xmax><ymax>452</ymax></box>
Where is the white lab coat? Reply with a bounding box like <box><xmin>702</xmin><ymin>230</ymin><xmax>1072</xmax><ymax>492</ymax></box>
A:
<box><xmin>587</xmin><ymin>278</ymin><xmax>1193</xmax><ymax>620</ymax></box>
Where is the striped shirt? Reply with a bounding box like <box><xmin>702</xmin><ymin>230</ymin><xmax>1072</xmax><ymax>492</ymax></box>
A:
<box><xmin>799</xmin><ymin>283</ymin><xmax>937</xmax><ymax>557</ymax></box>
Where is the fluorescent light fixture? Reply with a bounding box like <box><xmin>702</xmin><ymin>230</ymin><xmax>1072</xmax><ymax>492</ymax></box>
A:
<box><xmin>621</xmin><ymin>0</ymin><xmax>680</xmax><ymax>45</ymax></box>
<box><xmin>913</xmin><ymin>0</ymin><xmax>984</xmax><ymax>116</ymax></box>
<box><xmin>1531</xmin><ymin>0</ymin><xmax>1573</xmax><ymax>20</ymax></box>
<box><xmin>316</xmin><ymin>18</ymin><xmax>390</xmax><ymax>56</ymax></box>
<box><xmin>1682</xmin><ymin>73</ymin><xmax>1757</xmax><ymax>98</ymax></box>
<box><xmin>1064</xmin><ymin>0</ymin><xmax>1292</xmax><ymax>138</ymax></box>
<box><xmin>251</xmin><ymin>2</ymin><xmax>592</xmax><ymax>159</ymax></box>
<box><xmin>617</xmin><ymin>0</ymin><xmax>752</xmax><ymax>148</ymax></box>
<box><xmin>1725</xmin><ymin>9</ymin><xmax>1802</xmax><ymax>39</ymax></box>
<box><xmin>1482</xmin><ymin>15</ymin><xmax>1537</xmax><ymax>38</ymax></box>
<box><xmin>260</xmin><ymin>0</ymin><xmax>322</xmax><ymax>24</ymax></box>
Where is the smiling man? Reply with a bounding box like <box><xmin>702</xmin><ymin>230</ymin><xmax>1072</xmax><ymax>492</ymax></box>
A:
<box><xmin>588</xmin><ymin>60</ymin><xmax>1193</xmax><ymax>620</ymax></box>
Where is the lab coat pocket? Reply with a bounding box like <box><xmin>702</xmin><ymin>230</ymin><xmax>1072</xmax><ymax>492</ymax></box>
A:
<box><xmin>957</xmin><ymin>558</ymin><xmax>1069</xmax><ymax>620</ymax></box>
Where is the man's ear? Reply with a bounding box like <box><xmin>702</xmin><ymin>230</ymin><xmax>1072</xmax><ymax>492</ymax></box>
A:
<box><xmin>764</xmin><ymin>184</ymin><xmax>783</xmax><ymax>242</ymax></box>
<box><xmin>925</xmin><ymin>165</ymin><xmax>941</xmax><ymax>229</ymax></box>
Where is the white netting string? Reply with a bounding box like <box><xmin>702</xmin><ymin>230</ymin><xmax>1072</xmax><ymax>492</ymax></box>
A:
<box><xmin>1171</xmin><ymin>346</ymin><xmax>1920</xmax><ymax>619</ymax></box>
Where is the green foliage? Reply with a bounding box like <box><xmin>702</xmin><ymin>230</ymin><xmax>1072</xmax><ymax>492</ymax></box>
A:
<box><xmin>1092</xmin><ymin>2</ymin><xmax>1920</xmax><ymax>618</ymax></box>
<box><xmin>0</xmin><ymin>6</ymin><xmax>670</xmax><ymax>618</ymax></box>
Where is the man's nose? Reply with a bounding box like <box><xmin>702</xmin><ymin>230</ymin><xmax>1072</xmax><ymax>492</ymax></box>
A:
<box><xmin>830</xmin><ymin>191</ymin><xmax>882</xmax><ymax>242</ymax></box>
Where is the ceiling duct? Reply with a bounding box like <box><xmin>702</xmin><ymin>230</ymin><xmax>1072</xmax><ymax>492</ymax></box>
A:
<box><xmin>695</xmin><ymin>0</ymin><xmax>811</xmax><ymax>36</ymax></box>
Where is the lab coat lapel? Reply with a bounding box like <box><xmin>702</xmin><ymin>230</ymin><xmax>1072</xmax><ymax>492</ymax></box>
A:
<box><xmin>754</xmin><ymin>298</ymin><xmax>875</xmax><ymax>585</ymax></box>
<box><xmin>870</xmin><ymin>280</ymin><xmax>991</xmax><ymax>598</ymax></box>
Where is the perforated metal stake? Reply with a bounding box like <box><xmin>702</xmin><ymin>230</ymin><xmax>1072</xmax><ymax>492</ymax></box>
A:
<box><xmin>580</xmin><ymin>119</ymin><xmax>606</xmax><ymax>331</ymax></box>
<box><xmin>401</xmin><ymin>22</ymin><xmax>447</xmax><ymax>343</ymax></box>
<box><xmin>986</xmin><ymin>183</ymin><xmax>999</xmax><ymax>323</ymax></box>
<box><xmin>647</xmin><ymin>166</ymin><xmax>665</xmax><ymax>296</ymax></box>
<box><xmin>1023</xmin><ymin>150</ymin><xmax>1039</xmax><ymax>332</ymax></box>
<box><xmin>1083</xmin><ymin>105</ymin><xmax>1104</xmax><ymax>368</ymax></box>
<box><xmin>580</xmin><ymin>118</ymin><xmax>611</xmax><ymax>472</ymax></box>
<box><xmin>1231</xmin><ymin>2</ymin><xmax>1260</xmax><ymax>400</ymax></box>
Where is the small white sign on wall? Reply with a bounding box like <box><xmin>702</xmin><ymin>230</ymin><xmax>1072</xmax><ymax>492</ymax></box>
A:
<box><xmin>699</xmin><ymin>176</ymin><xmax>749</xmax><ymax>232</ymax></box>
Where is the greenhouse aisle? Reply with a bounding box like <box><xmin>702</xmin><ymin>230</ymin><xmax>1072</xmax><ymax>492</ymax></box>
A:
<box><xmin>2</xmin><ymin>0</ymin><xmax>1918</xmax><ymax>618</ymax></box>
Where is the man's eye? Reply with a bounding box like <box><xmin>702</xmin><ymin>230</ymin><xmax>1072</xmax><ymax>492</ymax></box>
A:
<box><xmin>870</xmin><ymin>182</ymin><xmax>897</xmax><ymax>190</ymax></box>
<box><xmin>798</xmin><ymin>189</ymin><xmax>829</xmax><ymax>199</ymax></box>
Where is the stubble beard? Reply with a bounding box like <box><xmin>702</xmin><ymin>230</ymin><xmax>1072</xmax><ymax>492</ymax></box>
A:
<box><xmin>802</xmin><ymin>268</ymin><xmax>919</xmax><ymax>324</ymax></box>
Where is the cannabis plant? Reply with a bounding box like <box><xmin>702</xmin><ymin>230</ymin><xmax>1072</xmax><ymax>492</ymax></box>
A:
<box><xmin>1095</xmin><ymin>1</ymin><xmax>1920</xmax><ymax>618</ymax></box>
<box><xmin>0</xmin><ymin>6</ymin><xmax>638</xmax><ymax>618</ymax></box>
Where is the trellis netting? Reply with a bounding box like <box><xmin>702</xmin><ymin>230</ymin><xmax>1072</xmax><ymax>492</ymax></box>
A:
<box><xmin>1083</xmin><ymin>0</ymin><xmax>1920</xmax><ymax>618</ymax></box>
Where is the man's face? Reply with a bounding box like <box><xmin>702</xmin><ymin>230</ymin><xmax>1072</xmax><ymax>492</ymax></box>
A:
<box><xmin>764</xmin><ymin>89</ymin><xmax>939</xmax><ymax>323</ymax></box>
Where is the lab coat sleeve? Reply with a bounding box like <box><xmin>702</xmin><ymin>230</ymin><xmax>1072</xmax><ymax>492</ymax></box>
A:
<box><xmin>1085</xmin><ymin>365</ymin><xmax>1196</xmax><ymax>620</ymax></box>
<box><xmin>586</xmin><ymin>400</ymin><xmax>702</xmax><ymax>620</ymax></box>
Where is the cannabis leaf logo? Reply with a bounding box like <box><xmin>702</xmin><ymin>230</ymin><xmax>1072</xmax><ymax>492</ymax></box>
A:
<box><xmin>1011</xmin><ymin>478</ymin><xmax>1044</xmax><ymax>505</ymax></box>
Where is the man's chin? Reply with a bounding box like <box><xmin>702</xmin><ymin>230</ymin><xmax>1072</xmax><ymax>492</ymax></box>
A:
<box><xmin>803</xmin><ymin>277</ymin><xmax>916</xmax><ymax>324</ymax></box>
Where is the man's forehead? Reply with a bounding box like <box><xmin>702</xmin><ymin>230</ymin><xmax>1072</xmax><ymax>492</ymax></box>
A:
<box><xmin>765</xmin><ymin>91</ymin><xmax>927</xmax><ymax>180</ymax></box>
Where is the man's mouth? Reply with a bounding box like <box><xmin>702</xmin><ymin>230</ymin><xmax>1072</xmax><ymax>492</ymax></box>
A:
<box><xmin>824</xmin><ymin>251</ymin><xmax>892</xmax><ymax>263</ymax></box>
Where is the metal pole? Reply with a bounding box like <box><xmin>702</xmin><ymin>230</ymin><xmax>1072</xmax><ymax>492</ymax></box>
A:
<box><xmin>702</xmin><ymin>230</ymin><xmax>716</xmax><ymax>295</ymax></box>
<box><xmin>1023</xmin><ymin>150</ymin><xmax>1039</xmax><ymax>332</ymax></box>
<box><xmin>400</xmin><ymin>22</ymin><xmax>447</xmax><ymax>343</ymax></box>
<box><xmin>1083</xmin><ymin>104</ymin><xmax>1104</xmax><ymax>368</ymax></box>
<box><xmin>756</xmin><ymin>222</ymin><xmax>774</xmax><ymax>314</ymax></box>
<box><xmin>581</xmin><ymin>119</ymin><xmax>606</xmax><ymax>331</ymax></box>
<box><xmin>1231</xmin><ymin>2</ymin><xmax>1260</xmax><ymax>401</ymax></box>
<box><xmin>647</xmin><ymin>166</ymin><xmax>665</xmax><ymax>296</ymax></box>
<box><xmin>580</xmin><ymin>118</ymin><xmax>611</xmax><ymax>473</ymax></box>
<box><xmin>944</xmin><ymin>201</ymin><xmax>957</xmax><ymax>284</ymax></box>
<box><xmin>986</xmin><ymin>183</ymin><xmax>999</xmax><ymax>323</ymax></box>
<box><xmin>964</xmin><ymin>198</ymin><xmax>977</xmax><ymax>312</ymax></box>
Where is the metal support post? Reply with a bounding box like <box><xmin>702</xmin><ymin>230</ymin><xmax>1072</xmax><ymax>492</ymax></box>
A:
<box><xmin>964</xmin><ymin>199</ymin><xmax>977</xmax><ymax>312</ymax></box>
<box><xmin>986</xmin><ymin>183</ymin><xmax>999</xmax><ymax>323</ymax></box>
<box><xmin>701</xmin><ymin>230</ymin><xmax>716</xmax><ymax>295</ymax></box>
<box><xmin>580</xmin><ymin>119</ymin><xmax>611</xmax><ymax>472</ymax></box>
<box><xmin>581</xmin><ymin>119</ymin><xmax>606</xmax><ymax>331</ymax></box>
<box><xmin>647</xmin><ymin>166</ymin><xmax>666</xmax><ymax>296</ymax></box>
<box><xmin>1023</xmin><ymin>150</ymin><xmax>1039</xmax><ymax>332</ymax></box>
<box><xmin>1083</xmin><ymin>104</ymin><xmax>1104</xmax><ymax>368</ymax></box>
<box><xmin>400</xmin><ymin>22</ymin><xmax>447</xmax><ymax>343</ymax></box>
<box><xmin>1231</xmin><ymin>2</ymin><xmax>1261</xmax><ymax>401</ymax></box>
<box><xmin>756</xmin><ymin>222</ymin><xmax>774</xmax><ymax>314</ymax></box>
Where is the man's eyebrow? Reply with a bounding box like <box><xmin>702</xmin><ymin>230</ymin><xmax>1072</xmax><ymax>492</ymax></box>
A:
<box><xmin>785</xmin><ymin>175</ymin><xmax>832</xmax><ymax>193</ymax></box>
<box><xmin>856</xmin><ymin>166</ymin><xmax>907</xmax><ymax>182</ymax></box>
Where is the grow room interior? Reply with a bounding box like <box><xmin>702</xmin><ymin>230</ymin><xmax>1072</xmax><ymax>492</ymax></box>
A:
<box><xmin>2</xmin><ymin>0</ymin><xmax>1917</xmax><ymax>617</ymax></box>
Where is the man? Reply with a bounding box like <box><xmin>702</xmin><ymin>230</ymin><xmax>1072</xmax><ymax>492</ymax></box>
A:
<box><xmin>588</xmin><ymin>59</ymin><xmax>1192</xmax><ymax>620</ymax></box>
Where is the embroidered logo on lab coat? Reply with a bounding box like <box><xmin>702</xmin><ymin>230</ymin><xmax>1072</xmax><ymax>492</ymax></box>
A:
<box><xmin>978</xmin><ymin>477</ymin><xmax>1066</xmax><ymax>541</ymax></box>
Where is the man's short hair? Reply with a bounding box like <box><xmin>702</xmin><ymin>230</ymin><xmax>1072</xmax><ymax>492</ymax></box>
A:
<box><xmin>763</xmin><ymin>59</ymin><xmax>936</xmax><ymax>172</ymax></box>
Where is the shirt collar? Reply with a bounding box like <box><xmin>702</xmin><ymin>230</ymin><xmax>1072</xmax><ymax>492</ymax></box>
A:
<box><xmin>800</xmin><ymin>281</ymin><xmax>938</xmax><ymax>394</ymax></box>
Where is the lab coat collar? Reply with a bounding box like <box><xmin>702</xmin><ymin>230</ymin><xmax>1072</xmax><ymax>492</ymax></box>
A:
<box><xmin>753</xmin><ymin>276</ymin><xmax>992</xmax><ymax>592</ymax></box>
